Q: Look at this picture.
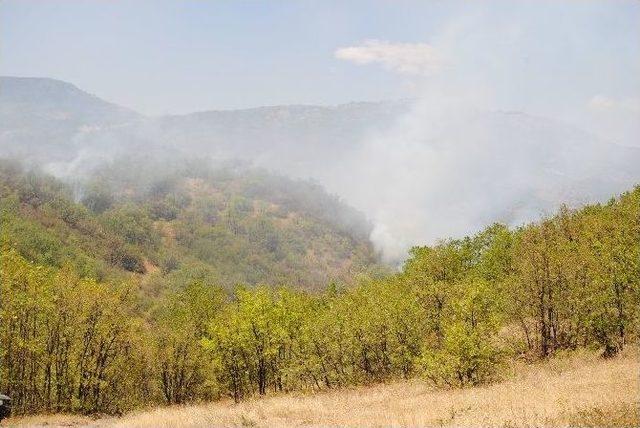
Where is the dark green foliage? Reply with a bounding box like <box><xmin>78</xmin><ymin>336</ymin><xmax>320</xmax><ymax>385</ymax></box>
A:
<box><xmin>81</xmin><ymin>181</ymin><xmax>114</xmax><ymax>214</ymax></box>
<box><xmin>101</xmin><ymin>204</ymin><xmax>160</xmax><ymax>250</ymax></box>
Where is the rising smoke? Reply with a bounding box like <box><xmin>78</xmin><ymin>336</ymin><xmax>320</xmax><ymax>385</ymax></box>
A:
<box><xmin>1</xmin><ymin>3</ymin><xmax>638</xmax><ymax>264</ymax></box>
<box><xmin>327</xmin><ymin>5</ymin><xmax>640</xmax><ymax>261</ymax></box>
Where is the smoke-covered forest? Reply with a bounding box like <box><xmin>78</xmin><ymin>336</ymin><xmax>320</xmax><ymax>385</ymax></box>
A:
<box><xmin>1</xmin><ymin>156</ymin><xmax>638</xmax><ymax>414</ymax></box>
<box><xmin>1</xmin><ymin>2</ymin><xmax>640</xmax><ymax>426</ymax></box>
<box><xmin>1</xmin><ymin>78</ymin><xmax>639</xmax><ymax>424</ymax></box>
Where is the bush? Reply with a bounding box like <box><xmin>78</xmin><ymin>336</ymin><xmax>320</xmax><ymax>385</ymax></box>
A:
<box><xmin>107</xmin><ymin>241</ymin><xmax>146</xmax><ymax>273</ymax></box>
<box><xmin>419</xmin><ymin>322</ymin><xmax>503</xmax><ymax>387</ymax></box>
<box><xmin>417</xmin><ymin>278</ymin><xmax>505</xmax><ymax>387</ymax></box>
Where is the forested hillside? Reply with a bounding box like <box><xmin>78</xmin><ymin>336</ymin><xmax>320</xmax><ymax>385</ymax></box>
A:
<box><xmin>2</xmin><ymin>180</ymin><xmax>637</xmax><ymax>415</ymax></box>
<box><xmin>0</xmin><ymin>158</ymin><xmax>378</xmax><ymax>292</ymax></box>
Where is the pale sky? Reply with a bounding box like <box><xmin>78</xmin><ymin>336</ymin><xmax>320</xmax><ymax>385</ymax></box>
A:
<box><xmin>1</xmin><ymin>0</ymin><xmax>639</xmax><ymax>137</ymax></box>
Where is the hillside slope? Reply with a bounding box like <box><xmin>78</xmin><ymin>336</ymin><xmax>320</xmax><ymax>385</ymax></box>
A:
<box><xmin>0</xmin><ymin>158</ymin><xmax>378</xmax><ymax>292</ymax></box>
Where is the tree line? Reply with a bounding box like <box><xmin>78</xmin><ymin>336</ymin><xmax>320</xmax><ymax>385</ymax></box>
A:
<box><xmin>1</xmin><ymin>186</ymin><xmax>638</xmax><ymax>415</ymax></box>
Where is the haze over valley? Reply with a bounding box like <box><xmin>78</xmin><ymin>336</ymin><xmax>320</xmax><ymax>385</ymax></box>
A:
<box><xmin>1</xmin><ymin>2</ymin><xmax>639</xmax><ymax>426</ymax></box>
<box><xmin>2</xmin><ymin>76</ymin><xmax>639</xmax><ymax>262</ymax></box>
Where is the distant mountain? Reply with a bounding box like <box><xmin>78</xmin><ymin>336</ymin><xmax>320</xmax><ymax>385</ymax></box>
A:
<box><xmin>149</xmin><ymin>102</ymin><xmax>412</xmax><ymax>177</ymax></box>
<box><xmin>0</xmin><ymin>77</ymin><xmax>139</xmax><ymax>163</ymax></box>
<box><xmin>0</xmin><ymin>77</ymin><xmax>411</xmax><ymax>169</ymax></box>
<box><xmin>0</xmin><ymin>76</ymin><xmax>136</xmax><ymax>120</ymax></box>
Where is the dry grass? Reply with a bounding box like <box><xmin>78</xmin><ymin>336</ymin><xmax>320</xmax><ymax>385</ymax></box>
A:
<box><xmin>5</xmin><ymin>348</ymin><xmax>639</xmax><ymax>427</ymax></box>
<box><xmin>2</xmin><ymin>414</ymin><xmax>99</xmax><ymax>427</ymax></box>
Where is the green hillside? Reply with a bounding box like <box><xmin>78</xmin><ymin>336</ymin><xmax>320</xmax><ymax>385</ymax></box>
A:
<box><xmin>0</xmin><ymin>157</ymin><xmax>380</xmax><ymax>295</ymax></box>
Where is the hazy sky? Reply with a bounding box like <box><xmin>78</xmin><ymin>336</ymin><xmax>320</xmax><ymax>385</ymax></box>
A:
<box><xmin>2</xmin><ymin>0</ymin><xmax>639</xmax><ymax>128</ymax></box>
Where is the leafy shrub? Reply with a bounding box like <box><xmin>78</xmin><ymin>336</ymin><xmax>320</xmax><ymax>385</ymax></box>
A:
<box><xmin>419</xmin><ymin>322</ymin><xmax>504</xmax><ymax>387</ymax></box>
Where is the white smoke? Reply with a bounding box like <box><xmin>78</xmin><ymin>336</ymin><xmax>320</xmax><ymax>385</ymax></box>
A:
<box><xmin>2</xmin><ymin>4</ymin><xmax>638</xmax><ymax>265</ymax></box>
<box><xmin>330</xmin><ymin>8</ymin><xmax>640</xmax><ymax>262</ymax></box>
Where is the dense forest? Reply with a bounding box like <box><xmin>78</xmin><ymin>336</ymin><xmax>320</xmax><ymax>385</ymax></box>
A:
<box><xmin>1</xmin><ymin>156</ymin><xmax>637</xmax><ymax>415</ymax></box>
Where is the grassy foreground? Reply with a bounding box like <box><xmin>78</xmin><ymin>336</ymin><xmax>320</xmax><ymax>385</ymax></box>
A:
<box><xmin>5</xmin><ymin>347</ymin><xmax>639</xmax><ymax>428</ymax></box>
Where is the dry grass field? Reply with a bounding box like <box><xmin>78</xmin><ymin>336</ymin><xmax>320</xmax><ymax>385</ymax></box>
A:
<box><xmin>5</xmin><ymin>348</ymin><xmax>639</xmax><ymax>428</ymax></box>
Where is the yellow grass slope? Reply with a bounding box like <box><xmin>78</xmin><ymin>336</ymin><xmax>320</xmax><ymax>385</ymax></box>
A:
<box><xmin>7</xmin><ymin>348</ymin><xmax>639</xmax><ymax>427</ymax></box>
